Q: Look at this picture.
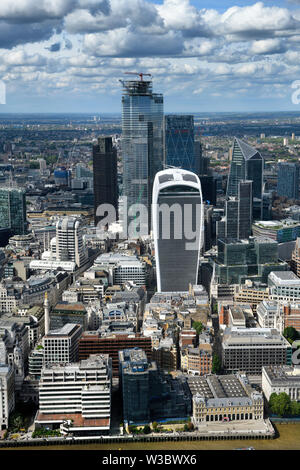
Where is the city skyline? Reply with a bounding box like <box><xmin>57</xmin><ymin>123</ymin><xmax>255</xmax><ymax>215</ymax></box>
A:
<box><xmin>0</xmin><ymin>1</ymin><xmax>300</xmax><ymax>112</ymax></box>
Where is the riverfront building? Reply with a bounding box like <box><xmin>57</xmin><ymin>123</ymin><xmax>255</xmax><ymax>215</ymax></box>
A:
<box><xmin>119</xmin><ymin>348</ymin><xmax>191</xmax><ymax>425</ymax></box>
<box><xmin>35</xmin><ymin>354</ymin><xmax>112</xmax><ymax>436</ymax></box>
<box><xmin>189</xmin><ymin>374</ymin><xmax>264</xmax><ymax>426</ymax></box>
<box><xmin>0</xmin><ymin>365</ymin><xmax>14</xmax><ymax>431</ymax></box>
<box><xmin>262</xmin><ymin>365</ymin><xmax>300</xmax><ymax>401</ymax></box>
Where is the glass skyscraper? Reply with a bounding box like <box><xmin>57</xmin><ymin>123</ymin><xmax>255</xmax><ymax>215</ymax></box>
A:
<box><xmin>165</xmin><ymin>115</ymin><xmax>196</xmax><ymax>171</ymax></box>
<box><xmin>227</xmin><ymin>137</ymin><xmax>263</xmax><ymax>219</ymax></box>
<box><xmin>277</xmin><ymin>162</ymin><xmax>299</xmax><ymax>200</ymax></box>
<box><xmin>121</xmin><ymin>79</ymin><xmax>164</xmax><ymax>231</ymax></box>
<box><xmin>0</xmin><ymin>187</ymin><xmax>26</xmax><ymax>235</ymax></box>
<box><xmin>93</xmin><ymin>136</ymin><xmax>118</xmax><ymax>226</ymax></box>
<box><xmin>152</xmin><ymin>168</ymin><xmax>203</xmax><ymax>292</ymax></box>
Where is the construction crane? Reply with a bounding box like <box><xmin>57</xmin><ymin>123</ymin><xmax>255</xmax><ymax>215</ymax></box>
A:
<box><xmin>124</xmin><ymin>72</ymin><xmax>152</xmax><ymax>81</ymax></box>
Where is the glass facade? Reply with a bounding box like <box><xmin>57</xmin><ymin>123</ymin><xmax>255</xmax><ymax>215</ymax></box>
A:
<box><xmin>227</xmin><ymin>138</ymin><xmax>263</xmax><ymax>219</ymax></box>
<box><xmin>215</xmin><ymin>237</ymin><xmax>287</xmax><ymax>284</ymax></box>
<box><xmin>165</xmin><ymin>115</ymin><xmax>195</xmax><ymax>171</ymax></box>
<box><xmin>0</xmin><ymin>188</ymin><xmax>26</xmax><ymax>235</ymax></box>
<box><xmin>121</xmin><ymin>80</ymin><xmax>164</xmax><ymax>229</ymax></box>
<box><xmin>238</xmin><ymin>180</ymin><xmax>252</xmax><ymax>239</ymax></box>
<box><xmin>277</xmin><ymin>162</ymin><xmax>300</xmax><ymax>200</ymax></box>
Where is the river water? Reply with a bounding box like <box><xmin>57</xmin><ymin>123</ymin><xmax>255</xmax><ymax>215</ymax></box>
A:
<box><xmin>3</xmin><ymin>423</ymin><xmax>300</xmax><ymax>450</ymax></box>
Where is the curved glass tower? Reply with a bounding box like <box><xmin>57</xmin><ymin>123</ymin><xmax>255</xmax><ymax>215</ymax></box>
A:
<box><xmin>152</xmin><ymin>169</ymin><xmax>203</xmax><ymax>292</ymax></box>
<box><xmin>121</xmin><ymin>79</ymin><xmax>164</xmax><ymax>232</ymax></box>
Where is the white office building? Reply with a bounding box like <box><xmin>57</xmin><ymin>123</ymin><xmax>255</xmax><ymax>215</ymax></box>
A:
<box><xmin>35</xmin><ymin>354</ymin><xmax>112</xmax><ymax>435</ymax></box>
<box><xmin>42</xmin><ymin>323</ymin><xmax>83</xmax><ymax>365</ymax></box>
<box><xmin>268</xmin><ymin>271</ymin><xmax>300</xmax><ymax>301</ymax></box>
<box><xmin>262</xmin><ymin>365</ymin><xmax>300</xmax><ymax>401</ymax></box>
<box><xmin>55</xmin><ymin>217</ymin><xmax>88</xmax><ymax>268</ymax></box>
<box><xmin>0</xmin><ymin>365</ymin><xmax>15</xmax><ymax>430</ymax></box>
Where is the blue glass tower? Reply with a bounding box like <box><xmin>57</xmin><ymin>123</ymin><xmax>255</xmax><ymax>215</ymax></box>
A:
<box><xmin>165</xmin><ymin>115</ymin><xmax>196</xmax><ymax>172</ymax></box>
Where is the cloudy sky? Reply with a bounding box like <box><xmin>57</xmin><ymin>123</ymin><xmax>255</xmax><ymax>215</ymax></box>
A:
<box><xmin>2</xmin><ymin>0</ymin><xmax>300</xmax><ymax>113</ymax></box>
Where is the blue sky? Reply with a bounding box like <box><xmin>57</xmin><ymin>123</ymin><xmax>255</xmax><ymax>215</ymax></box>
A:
<box><xmin>1</xmin><ymin>0</ymin><xmax>300</xmax><ymax>113</ymax></box>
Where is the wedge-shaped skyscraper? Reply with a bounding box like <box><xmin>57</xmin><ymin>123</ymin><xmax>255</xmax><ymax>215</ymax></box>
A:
<box><xmin>152</xmin><ymin>169</ymin><xmax>203</xmax><ymax>292</ymax></box>
<box><xmin>227</xmin><ymin>137</ymin><xmax>263</xmax><ymax>219</ymax></box>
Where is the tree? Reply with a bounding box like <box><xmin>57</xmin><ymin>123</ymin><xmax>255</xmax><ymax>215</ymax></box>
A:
<box><xmin>290</xmin><ymin>401</ymin><xmax>300</xmax><ymax>416</ymax></box>
<box><xmin>211</xmin><ymin>354</ymin><xmax>222</xmax><ymax>374</ymax></box>
<box><xmin>283</xmin><ymin>327</ymin><xmax>299</xmax><ymax>343</ymax></box>
<box><xmin>187</xmin><ymin>421</ymin><xmax>194</xmax><ymax>431</ymax></box>
<box><xmin>270</xmin><ymin>392</ymin><xmax>291</xmax><ymax>417</ymax></box>
<box><xmin>143</xmin><ymin>425</ymin><xmax>151</xmax><ymax>434</ymax></box>
<box><xmin>192</xmin><ymin>321</ymin><xmax>203</xmax><ymax>335</ymax></box>
<box><xmin>152</xmin><ymin>421</ymin><xmax>158</xmax><ymax>431</ymax></box>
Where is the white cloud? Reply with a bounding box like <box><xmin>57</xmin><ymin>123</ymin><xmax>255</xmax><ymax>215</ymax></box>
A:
<box><xmin>250</xmin><ymin>38</ymin><xmax>286</xmax><ymax>54</ymax></box>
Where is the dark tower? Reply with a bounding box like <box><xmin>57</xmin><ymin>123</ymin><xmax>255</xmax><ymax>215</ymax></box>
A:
<box><xmin>93</xmin><ymin>136</ymin><xmax>118</xmax><ymax>226</ymax></box>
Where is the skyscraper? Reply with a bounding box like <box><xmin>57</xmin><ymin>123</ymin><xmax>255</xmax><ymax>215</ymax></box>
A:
<box><xmin>0</xmin><ymin>188</ymin><xmax>27</xmax><ymax>235</ymax></box>
<box><xmin>152</xmin><ymin>168</ymin><xmax>203</xmax><ymax>292</ymax></box>
<box><xmin>217</xmin><ymin>181</ymin><xmax>252</xmax><ymax>241</ymax></box>
<box><xmin>165</xmin><ymin>115</ymin><xmax>195</xmax><ymax>171</ymax></box>
<box><xmin>93</xmin><ymin>136</ymin><xmax>118</xmax><ymax>226</ymax></box>
<box><xmin>55</xmin><ymin>217</ymin><xmax>87</xmax><ymax>268</ymax></box>
<box><xmin>238</xmin><ymin>180</ymin><xmax>253</xmax><ymax>239</ymax></box>
<box><xmin>277</xmin><ymin>162</ymin><xmax>299</xmax><ymax>200</ymax></box>
<box><xmin>121</xmin><ymin>77</ymin><xmax>164</xmax><ymax>231</ymax></box>
<box><xmin>226</xmin><ymin>138</ymin><xmax>263</xmax><ymax>219</ymax></box>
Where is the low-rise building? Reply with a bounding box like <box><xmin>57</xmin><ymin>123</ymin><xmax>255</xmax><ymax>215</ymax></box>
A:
<box><xmin>222</xmin><ymin>327</ymin><xmax>292</xmax><ymax>375</ymax></box>
<box><xmin>268</xmin><ymin>271</ymin><xmax>300</xmax><ymax>301</ymax></box>
<box><xmin>189</xmin><ymin>374</ymin><xmax>264</xmax><ymax>426</ymax></box>
<box><xmin>262</xmin><ymin>365</ymin><xmax>300</xmax><ymax>401</ymax></box>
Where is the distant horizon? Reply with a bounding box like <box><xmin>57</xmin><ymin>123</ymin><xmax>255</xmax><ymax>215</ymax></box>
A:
<box><xmin>1</xmin><ymin>110</ymin><xmax>300</xmax><ymax>116</ymax></box>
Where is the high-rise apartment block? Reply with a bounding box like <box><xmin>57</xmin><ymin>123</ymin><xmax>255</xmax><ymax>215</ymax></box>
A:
<box><xmin>93</xmin><ymin>136</ymin><xmax>118</xmax><ymax>226</ymax></box>
<box><xmin>0</xmin><ymin>188</ymin><xmax>27</xmax><ymax>236</ymax></box>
